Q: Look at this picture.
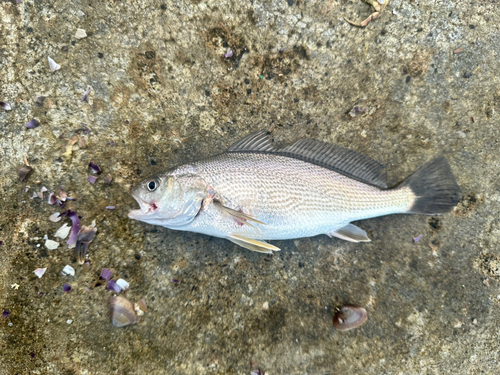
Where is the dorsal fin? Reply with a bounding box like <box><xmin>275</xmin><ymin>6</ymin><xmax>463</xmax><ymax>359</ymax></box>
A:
<box><xmin>278</xmin><ymin>138</ymin><xmax>387</xmax><ymax>188</ymax></box>
<box><xmin>226</xmin><ymin>131</ymin><xmax>387</xmax><ymax>189</ymax></box>
<box><xmin>227</xmin><ymin>130</ymin><xmax>276</xmax><ymax>152</ymax></box>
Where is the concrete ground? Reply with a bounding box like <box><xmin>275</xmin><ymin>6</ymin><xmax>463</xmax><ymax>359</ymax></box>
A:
<box><xmin>1</xmin><ymin>0</ymin><xmax>500</xmax><ymax>373</ymax></box>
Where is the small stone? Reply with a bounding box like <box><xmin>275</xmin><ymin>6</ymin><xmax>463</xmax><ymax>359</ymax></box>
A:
<box><xmin>62</xmin><ymin>265</ymin><xmax>75</xmax><ymax>276</ymax></box>
<box><xmin>66</xmin><ymin>319</ymin><xmax>73</xmax><ymax>324</ymax></box>
<box><xmin>456</xmin><ymin>131</ymin><xmax>466</xmax><ymax>138</ymax></box>
<box><xmin>75</xmin><ymin>29</ymin><xmax>87</xmax><ymax>39</ymax></box>
<box><xmin>453</xmin><ymin>47</ymin><xmax>464</xmax><ymax>54</ymax></box>
<box><xmin>262</xmin><ymin>301</ymin><xmax>269</xmax><ymax>310</ymax></box>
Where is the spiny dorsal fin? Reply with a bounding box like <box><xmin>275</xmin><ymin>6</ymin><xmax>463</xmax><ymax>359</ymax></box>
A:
<box><xmin>227</xmin><ymin>130</ymin><xmax>275</xmax><ymax>153</ymax></box>
<box><xmin>278</xmin><ymin>138</ymin><xmax>388</xmax><ymax>189</ymax></box>
<box><xmin>226</xmin><ymin>131</ymin><xmax>387</xmax><ymax>188</ymax></box>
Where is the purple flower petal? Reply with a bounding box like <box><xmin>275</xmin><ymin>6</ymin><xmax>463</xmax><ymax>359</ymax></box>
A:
<box><xmin>2</xmin><ymin>309</ymin><xmax>10</xmax><ymax>318</ymax></box>
<box><xmin>63</xmin><ymin>284</ymin><xmax>72</xmax><ymax>293</ymax></box>
<box><xmin>100</xmin><ymin>268</ymin><xmax>113</xmax><ymax>281</ymax></box>
<box><xmin>87</xmin><ymin>175</ymin><xmax>97</xmax><ymax>184</ymax></box>
<box><xmin>88</xmin><ymin>161</ymin><xmax>101</xmax><ymax>174</ymax></box>
<box><xmin>81</xmin><ymin>87</ymin><xmax>91</xmax><ymax>102</ymax></box>
<box><xmin>106</xmin><ymin>280</ymin><xmax>121</xmax><ymax>293</ymax></box>
<box><xmin>413</xmin><ymin>234</ymin><xmax>422</xmax><ymax>243</ymax></box>
<box><xmin>60</xmin><ymin>210</ymin><xmax>81</xmax><ymax>245</ymax></box>
<box><xmin>224</xmin><ymin>48</ymin><xmax>233</xmax><ymax>58</ymax></box>
<box><xmin>25</xmin><ymin>119</ymin><xmax>40</xmax><ymax>129</ymax></box>
<box><xmin>171</xmin><ymin>279</ymin><xmax>180</xmax><ymax>283</ymax></box>
<box><xmin>105</xmin><ymin>206</ymin><xmax>115</xmax><ymax>210</ymax></box>
<box><xmin>0</xmin><ymin>101</ymin><xmax>12</xmax><ymax>111</ymax></box>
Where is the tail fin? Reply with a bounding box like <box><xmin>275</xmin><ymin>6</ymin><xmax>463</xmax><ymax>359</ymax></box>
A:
<box><xmin>402</xmin><ymin>156</ymin><xmax>461</xmax><ymax>214</ymax></box>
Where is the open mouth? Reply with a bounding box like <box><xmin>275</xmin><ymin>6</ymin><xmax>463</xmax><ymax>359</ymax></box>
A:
<box><xmin>128</xmin><ymin>197</ymin><xmax>159</xmax><ymax>219</ymax></box>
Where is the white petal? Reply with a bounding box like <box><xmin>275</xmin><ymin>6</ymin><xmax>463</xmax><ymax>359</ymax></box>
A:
<box><xmin>48</xmin><ymin>56</ymin><xmax>61</xmax><ymax>72</ymax></box>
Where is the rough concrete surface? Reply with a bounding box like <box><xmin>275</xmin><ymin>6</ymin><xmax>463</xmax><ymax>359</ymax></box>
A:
<box><xmin>1</xmin><ymin>0</ymin><xmax>500</xmax><ymax>373</ymax></box>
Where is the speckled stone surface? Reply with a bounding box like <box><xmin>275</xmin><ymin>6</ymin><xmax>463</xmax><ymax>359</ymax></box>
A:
<box><xmin>1</xmin><ymin>0</ymin><xmax>500</xmax><ymax>373</ymax></box>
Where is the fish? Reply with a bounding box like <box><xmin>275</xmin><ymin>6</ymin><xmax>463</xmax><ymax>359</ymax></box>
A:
<box><xmin>128</xmin><ymin>131</ymin><xmax>461</xmax><ymax>254</ymax></box>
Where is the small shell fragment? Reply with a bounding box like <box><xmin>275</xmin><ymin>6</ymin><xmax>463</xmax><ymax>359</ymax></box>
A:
<box><xmin>106</xmin><ymin>280</ymin><xmax>121</xmax><ymax>293</ymax></box>
<box><xmin>88</xmin><ymin>162</ymin><xmax>101</xmax><ymax>174</ymax></box>
<box><xmin>333</xmin><ymin>305</ymin><xmax>367</xmax><ymax>331</ymax></box>
<box><xmin>25</xmin><ymin>119</ymin><xmax>40</xmax><ymax>129</ymax></box>
<box><xmin>48</xmin><ymin>56</ymin><xmax>61</xmax><ymax>72</ymax></box>
<box><xmin>49</xmin><ymin>212</ymin><xmax>61</xmax><ymax>222</ymax></box>
<box><xmin>87</xmin><ymin>175</ymin><xmax>97</xmax><ymax>184</ymax></box>
<box><xmin>45</xmin><ymin>239</ymin><xmax>59</xmax><ymax>250</ymax></box>
<box><xmin>75</xmin><ymin>28</ymin><xmax>87</xmax><ymax>39</ymax></box>
<box><xmin>75</xmin><ymin>224</ymin><xmax>97</xmax><ymax>264</ymax></box>
<box><xmin>81</xmin><ymin>87</ymin><xmax>91</xmax><ymax>102</ymax></box>
<box><xmin>100</xmin><ymin>268</ymin><xmax>113</xmax><ymax>281</ymax></box>
<box><xmin>349</xmin><ymin>106</ymin><xmax>368</xmax><ymax>117</ymax></box>
<box><xmin>62</xmin><ymin>265</ymin><xmax>75</xmax><ymax>276</ymax></box>
<box><xmin>34</xmin><ymin>268</ymin><xmax>47</xmax><ymax>278</ymax></box>
<box><xmin>104</xmin><ymin>174</ymin><xmax>112</xmax><ymax>184</ymax></box>
<box><xmin>55</xmin><ymin>223</ymin><xmax>71</xmax><ymax>239</ymax></box>
<box><xmin>108</xmin><ymin>296</ymin><xmax>140</xmax><ymax>327</ymax></box>
<box><xmin>224</xmin><ymin>48</ymin><xmax>233</xmax><ymax>58</ymax></box>
<box><xmin>116</xmin><ymin>278</ymin><xmax>129</xmax><ymax>291</ymax></box>
<box><xmin>0</xmin><ymin>101</ymin><xmax>12</xmax><ymax>111</ymax></box>
<box><xmin>63</xmin><ymin>283</ymin><xmax>72</xmax><ymax>293</ymax></box>
<box><xmin>134</xmin><ymin>299</ymin><xmax>147</xmax><ymax>315</ymax></box>
<box><xmin>35</xmin><ymin>96</ymin><xmax>46</xmax><ymax>106</ymax></box>
<box><xmin>18</xmin><ymin>165</ymin><xmax>32</xmax><ymax>181</ymax></box>
<box><xmin>78</xmin><ymin>136</ymin><xmax>86</xmax><ymax>149</ymax></box>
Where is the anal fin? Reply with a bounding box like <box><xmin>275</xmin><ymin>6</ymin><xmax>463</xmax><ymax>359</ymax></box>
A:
<box><xmin>228</xmin><ymin>234</ymin><xmax>280</xmax><ymax>254</ymax></box>
<box><xmin>327</xmin><ymin>224</ymin><xmax>371</xmax><ymax>243</ymax></box>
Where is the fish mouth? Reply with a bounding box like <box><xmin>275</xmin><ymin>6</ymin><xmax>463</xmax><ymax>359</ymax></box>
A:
<box><xmin>128</xmin><ymin>196</ymin><xmax>159</xmax><ymax>219</ymax></box>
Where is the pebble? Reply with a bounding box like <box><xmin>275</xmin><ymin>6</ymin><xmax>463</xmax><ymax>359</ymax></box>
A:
<box><xmin>75</xmin><ymin>28</ymin><xmax>87</xmax><ymax>39</ymax></box>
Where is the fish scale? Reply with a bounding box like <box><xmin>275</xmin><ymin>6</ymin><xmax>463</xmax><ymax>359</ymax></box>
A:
<box><xmin>188</xmin><ymin>152</ymin><xmax>413</xmax><ymax>241</ymax></box>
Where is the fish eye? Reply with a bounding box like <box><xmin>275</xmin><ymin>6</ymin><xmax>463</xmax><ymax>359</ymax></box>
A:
<box><xmin>146</xmin><ymin>178</ymin><xmax>159</xmax><ymax>192</ymax></box>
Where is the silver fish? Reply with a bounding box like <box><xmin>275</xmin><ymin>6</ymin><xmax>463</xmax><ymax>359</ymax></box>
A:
<box><xmin>128</xmin><ymin>131</ymin><xmax>461</xmax><ymax>253</ymax></box>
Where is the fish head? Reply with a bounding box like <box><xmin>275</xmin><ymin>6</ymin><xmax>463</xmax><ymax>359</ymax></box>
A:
<box><xmin>128</xmin><ymin>167</ymin><xmax>208</xmax><ymax>228</ymax></box>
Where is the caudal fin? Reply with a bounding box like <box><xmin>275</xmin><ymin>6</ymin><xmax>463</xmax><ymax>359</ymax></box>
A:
<box><xmin>402</xmin><ymin>156</ymin><xmax>461</xmax><ymax>214</ymax></box>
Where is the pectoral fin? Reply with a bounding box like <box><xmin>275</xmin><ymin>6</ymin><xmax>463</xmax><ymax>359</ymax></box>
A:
<box><xmin>213</xmin><ymin>200</ymin><xmax>265</xmax><ymax>228</ymax></box>
<box><xmin>328</xmin><ymin>224</ymin><xmax>371</xmax><ymax>243</ymax></box>
<box><xmin>228</xmin><ymin>234</ymin><xmax>280</xmax><ymax>254</ymax></box>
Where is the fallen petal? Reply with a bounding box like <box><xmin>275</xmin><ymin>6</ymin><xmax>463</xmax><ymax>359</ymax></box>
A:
<box><xmin>105</xmin><ymin>206</ymin><xmax>115</xmax><ymax>210</ymax></box>
<box><xmin>224</xmin><ymin>48</ymin><xmax>233</xmax><ymax>58</ymax></box>
<box><xmin>25</xmin><ymin>119</ymin><xmax>40</xmax><ymax>129</ymax></box>
<box><xmin>87</xmin><ymin>175</ymin><xmax>97</xmax><ymax>184</ymax></box>
<box><xmin>62</xmin><ymin>265</ymin><xmax>75</xmax><ymax>276</ymax></box>
<box><xmin>48</xmin><ymin>56</ymin><xmax>61</xmax><ymax>72</ymax></box>
<box><xmin>413</xmin><ymin>234</ymin><xmax>422</xmax><ymax>243</ymax></box>
<box><xmin>108</xmin><ymin>296</ymin><xmax>140</xmax><ymax>327</ymax></box>
<box><xmin>0</xmin><ymin>101</ymin><xmax>12</xmax><ymax>111</ymax></box>
<box><xmin>34</xmin><ymin>268</ymin><xmax>47</xmax><ymax>278</ymax></box>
